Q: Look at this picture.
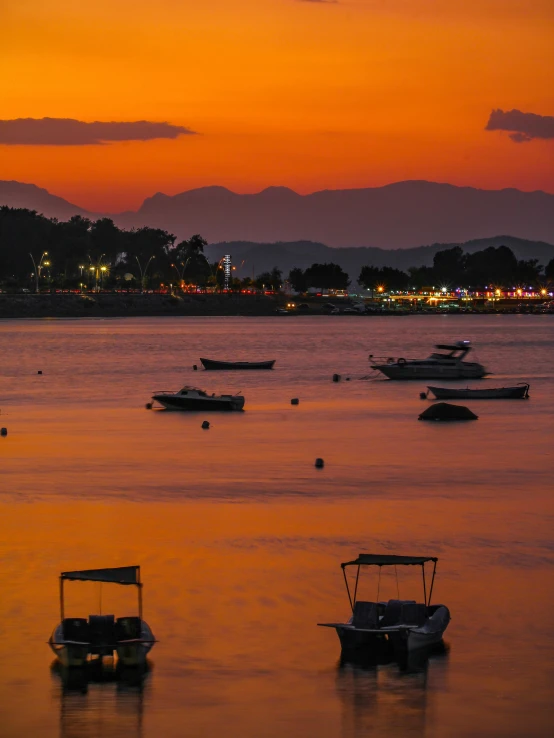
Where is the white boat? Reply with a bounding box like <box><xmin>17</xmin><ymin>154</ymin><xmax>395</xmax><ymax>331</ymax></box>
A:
<box><xmin>318</xmin><ymin>554</ymin><xmax>450</xmax><ymax>659</ymax></box>
<box><xmin>152</xmin><ymin>386</ymin><xmax>245</xmax><ymax>411</ymax></box>
<box><xmin>370</xmin><ymin>341</ymin><xmax>488</xmax><ymax>380</ymax></box>
<box><xmin>49</xmin><ymin>566</ymin><xmax>156</xmax><ymax>668</ymax></box>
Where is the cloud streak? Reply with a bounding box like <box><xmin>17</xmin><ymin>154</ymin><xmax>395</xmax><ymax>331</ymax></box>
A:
<box><xmin>0</xmin><ymin>118</ymin><xmax>196</xmax><ymax>145</ymax></box>
<box><xmin>485</xmin><ymin>109</ymin><xmax>554</xmax><ymax>143</ymax></box>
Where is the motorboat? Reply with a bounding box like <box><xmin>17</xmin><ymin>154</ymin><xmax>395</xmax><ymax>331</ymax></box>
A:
<box><xmin>370</xmin><ymin>341</ymin><xmax>488</xmax><ymax>380</ymax></box>
<box><xmin>318</xmin><ymin>554</ymin><xmax>450</xmax><ymax>659</ymax></box>
<box><xmin>427</xmin><ymin>383</ymin><xmax>529</xmax><ymax>400</ymax></box>
<box><xmin>49</xmin><ymin>566</ymin><xmax>156</xmax><ymax>668</ymax></box>
<box><xmin>152</xmin><ymin>386</ymin><xmax>245</xmax><ymax>411</ymax></box>
<box><xmin>200</xmin><ymin>358</ymin><xmax>275</xmax><ymax>370</ymax></box>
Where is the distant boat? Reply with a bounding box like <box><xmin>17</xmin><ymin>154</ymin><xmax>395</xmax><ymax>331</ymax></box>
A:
<box><xmin>49</xmin><ymin>566</ymin><xmax>156</xmax><ymax>668</ymax></box>
<box><xmin>370</xmin><ymin>341</ymin><xmax>488</xmax><ymax>380</ymax></box>
<box><xmin>200</xmin><ymin>358</ymin><xmax>275</xmax><ymax>370</ymax></box>
<box><xmin>318</xmin><ymin>554</ymin><xmax>450</xmax><ymax>659</ymax></box>
<box><xmin>427</xmin><ymin>383</ymin><xmax>529</xmax><ymax>400</ymax></box>
<box><xmin>152</xmin><ymin>386</ymin><xmax>245</xmax><ymax>411</ymax></box>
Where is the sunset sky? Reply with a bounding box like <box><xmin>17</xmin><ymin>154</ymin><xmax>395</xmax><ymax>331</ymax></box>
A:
<box><xmin>2</xmin><ymin>0</ymin><xmax>553</xmax><ymax>211</ymax></box>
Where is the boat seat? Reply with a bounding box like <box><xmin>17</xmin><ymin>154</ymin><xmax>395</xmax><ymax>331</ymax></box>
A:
<box><xmin>62</xmin><ymin>617</ymin><xmax>90</xmax><ymax>642</ymax></box>
<box><xmin>116</xmin><ymin>616</ymin><xmax>142</xmax><ymax>641</ymax></box>
<box><xmin>89</xmin><ymin>614</ymin><xmax>116</xmax><ymax>646</ymax></box>
<box><xmin>400</xmin><ymin>603</ymin><xmax>427</xmax><ymax>626</ymax></box>
<box><xmin>380</xmin><ymin>599</ymin><xmax>416</xmax><ymax>628</ymax></box>
<box><xmin>352</xmin><ymin>601</ymin><xmax>379</xmax><ymax>629</ymax></box>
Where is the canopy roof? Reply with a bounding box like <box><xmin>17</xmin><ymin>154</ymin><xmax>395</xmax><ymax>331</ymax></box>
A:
<box><xmin>436</xmin><ymin>342</ymin><xmax>470</xmax><ymax>351</ymax></box>
<box><xmin>61</xmin><ymin>566</ymin><xmax>140</xmax><ymax>585</ymax></box>
<box><xmin>341</xmin><ymin>555</ymin><xmax>437</xmax><ymax>568</ymax></box>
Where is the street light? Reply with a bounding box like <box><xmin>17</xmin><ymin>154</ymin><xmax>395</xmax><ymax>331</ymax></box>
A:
<box><xmin>135</xmin><ymin>255</ymin><xmax>155</xmax><ymax>293</ymax></box>
<box><xmin>29</xmin><ymin>251</ymin><xmax>50</xmax><ymax>293</ymax></box>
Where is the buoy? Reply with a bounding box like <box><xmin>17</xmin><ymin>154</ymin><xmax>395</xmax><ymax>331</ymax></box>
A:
<box><xmin>145</xmin><ymin>402</ymin><xmax>153</xmax><ymax>410</ymax></box>
<box><xmin>291</xmin><ymin>398</ymin><xmax>299</xmax><ymax>405</ymax></box>
<box><xmin>345</xmin><ymin>377</ymin><xmax>350</xmax><ymax>381</ymax></box>
<box><xmin>315</xmin><ymin>458</ymin><xmax>324</xmax><ymax>468</ymax></box>
<box><xmin>1</xmin><ymin>428</ymin><xmax>7</xmax><ymax>436</ymax></box>
<box><xmin>193</xmin><ymin>364</ymin><xmax>198</xmax><ymax>371</ymax></box>
<box><xmin>419</xmin><ymin>392</ymin><xmax>427</xmax><ymax>400</ymax></box>
<box><xmin>202</xmin><ymin>420</ymin><xmax>210</xmax><ymax>429</ymax></box>
<box><xmin>37</xmin><ymin>370</ymin><xmax>43</xmax><ymax>375</ymax></box>
<box><xmin>332</xmin><ymin>374</ymin><xmax>341</xmax><ymax>382</ymax></box>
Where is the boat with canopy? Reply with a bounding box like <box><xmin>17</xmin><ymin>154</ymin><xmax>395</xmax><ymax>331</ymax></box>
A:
<box><xmin>370</xmin><ymin>341</ymin><xmax>488</xmax><ymax>380</ymax></box>
<box><xmin>49</xmin><ymin>566</ymin><xmax>156</xmax><ymax>668</ymax></box>
<box><xmin>318</xmin><ymin>554</ymin><xmax>450</xmax><ymax>658</ymax></box>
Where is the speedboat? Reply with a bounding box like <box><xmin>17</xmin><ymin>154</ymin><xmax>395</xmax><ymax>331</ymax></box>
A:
<box><xmin>318</xmin><ymin>554</ymin><xmax>450</xmax><ymax>659</ymax></box>
<box><xmin>370</xmin><ymin>341</ymin><xmax>488</xmax><ymax>380</ymax></box>
<box><xmin>427</xmin><ymin>383</ymin><xmax>529</xmax><ymax>400</ymax></box>
<box><xmin>152</xmin><ymin>386</ymin><xmax>245</xmax><ymax>411</ymax></box>
<box><xmin>49</xmin><ymin>566</ymin><xmax>156</xmax><ymax>668</ymax></box>
<box><xmin>200</xmin><ymin>358</ymin><xmax>275</xmax><ymax>370</ymax></box>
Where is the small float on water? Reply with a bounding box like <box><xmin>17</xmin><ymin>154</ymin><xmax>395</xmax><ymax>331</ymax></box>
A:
<box><xmin>318</xmin><ymin>554</ymin><xmax>450</xmax><ymax>660</ymax></box>
<box><xmin>199</xmin><ymin>358</ymin><xmax>275</xmax><ymax>370</ymax></box>
<box><xmin>427</xmin><ymin>383</ymin><xmax>529</xmax><ymax>400</ymax></box>
<box><xmin>49</xmin><ymin>566</ymin><xmax>156</xmax><ymax>669</ymax></box>
<box><xmin>152</xmin><ymin>386</ymin><xmax>245</xmax><ymax>411</ymax></box>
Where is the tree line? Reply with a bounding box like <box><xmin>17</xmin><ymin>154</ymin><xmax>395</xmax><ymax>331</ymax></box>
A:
<box><xmin>1</xmin><ymin>207</ymin><xmax>553</xmax><ymax>292</ymax></box>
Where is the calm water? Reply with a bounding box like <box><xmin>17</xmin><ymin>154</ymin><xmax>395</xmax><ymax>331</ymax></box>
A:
<box><xmin>0</xmin><ymin>315</ymin><xmax>553</xmax><ymax>738</ymax></box>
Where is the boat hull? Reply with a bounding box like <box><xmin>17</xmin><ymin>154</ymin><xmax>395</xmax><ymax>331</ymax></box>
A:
<box><xmin>428</xmin><ymin>384</ymin><xmax>529</xmax><ymax>399</ymax></box>
<box><xmin>374</xmin><ymin>363</ymin><xmax>487</xmax><ymax>380</ymax></box>
<box><xmin>152</xmin><ymin>395</ymin><xmax>244</xmax><ymax>411</ymax></box>
<box><xmin>200</xmin><ymin>358</ymin><xmax>275</xmax><ymax>370</ymax></box>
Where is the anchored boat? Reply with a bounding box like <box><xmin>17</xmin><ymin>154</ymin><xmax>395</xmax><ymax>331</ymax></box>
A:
<box><xmin>318</xmin><ymin>554</ymin><xmax>450</xmax><ymax>659</ymax></box>
<box><xmin>370</xmin><ymin>341</ymin><xmax>488</xmax><ymax>380</ymax></box>
<box><xmin>200</xmin><ymin>358</ymin><xmax>275</xmax><ymax>370</ymax></box>
<box><xmin>152</xmin><ymin>386</ymin><xmax>244</xmax><ymax>411</ymax></box>
<box><xmin>49</xmin><ymin>566</ymin><xmax>156</xmax><ymax>668</ymax></box>
<box><xmin>427</xmin><ymin>383</ymin><xmax>529</xmax><ymax>400</ymax></box>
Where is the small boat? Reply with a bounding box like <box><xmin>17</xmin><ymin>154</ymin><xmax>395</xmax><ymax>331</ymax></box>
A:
<box><xmin>200</xmin><ymin>358</ymin><xmax>275</xmax><ymax>370</ymax></box>
<box><xmin>318</xmin><ymin>554</ymin><xmax>450</xmax><ymax>659</ymax></box>
<box><xmin>152</xmin><ymin>386</ymin><xmax>244</xmax><ymax>411</ymax></box>
<box><xmin>49</xmin><ymin>566</ymin><xmax>156</xmax><ymax>668</ymax></box>
<box><xmin>370</xmin><ymin>341</ymin><xmax>488</xmax><ymax>380</ymax></box>
<box><xmin>427</xmin><ymin>383</ymin><xmax>529</xmax><ymax>400</ymax></box>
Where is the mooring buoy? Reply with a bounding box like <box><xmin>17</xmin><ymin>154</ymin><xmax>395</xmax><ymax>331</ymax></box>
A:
<box><xmin>1</xmin><ymin>427</ymin><xmax>7</xmax><ymax>437</ymax></box>
<box><xmin>202</xmin><ymin>420</ymin><xmax>210</xmax><ymax>429</ymax></box>
<box><xmin>37</xmin><ymin>370</ymin><xmax>43</xmax><ymax>375</ymax></box>
<box><xmin>315</xmin><ymin>457</ymin><xmax>324</xmax><ymax>468</ymax></box>
<box><xmin>291</xmin><ymin>398</ymin><xmax>299</xmax><ymax>405</ymax></box>
<box><xmin>419</xmin><ymin>392</ymin><xmax>427</xmax><ymax>400</ymax></box>
<box><xmin>145</xmin><ymin>402</ymin><xmax>153</xmax><ymax>410</ymax></box>
<box><xmin>193</xmin><ymin>364</ymin><xmax>198</xmax><ymax>371</ymax></box>
<box><xmin>332</xmin><ymin>374</ymin><xmax>341</xmax><ymax>382</ymax></box>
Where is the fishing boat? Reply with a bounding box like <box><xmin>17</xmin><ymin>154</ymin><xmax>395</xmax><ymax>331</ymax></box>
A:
<box><xmin>427</xmin><ymin>383</ymin><xmax>529</xmax><ymax>400</ymax></box>
<box><xmin>49</xmin><ymin>566</ymin><xmax>156</xmax><ymax>668</ymax></box>
<box><xmin>200</xmin><ymin>358</ymin><xmax>275</xmax><ymax>370</ymax></box>
<box><xmin>370</xmin><ymin>341</ymin><xmax>488</xmax><ymax>380</ymax></box>
<box><xmin>152</xmin><ymin>386</ymin><xmax>244</xmax><ymax>411</ymax></box>
<box><xmin>318</xmin><ymin>554</ymin><xmax>450</xmax><ymax>658</ymax></box>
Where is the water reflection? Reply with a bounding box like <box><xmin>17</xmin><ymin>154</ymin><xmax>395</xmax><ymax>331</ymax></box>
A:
<box><xmin>336</xmin><ymin>644</ymin><xmax>449</xmax><ymax>738</ymax></box>
<box><xmin>51</xmin><ymin>661</ymin><xmax>150</xmax><ymax>738</ymax></box>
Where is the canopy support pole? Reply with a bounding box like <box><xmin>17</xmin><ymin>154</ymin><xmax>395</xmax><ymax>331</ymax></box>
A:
<box><xmin>427</xmin><ymin>561</ymin><xmax>437</xmax><ymax>607</ymax></box>
<box><xmin>342</xmin><ymin>567</ymin><xmax>353</xmax><ymax>613</ymax></box>
<box><xmin>376</xmin><ymin>566</ymin><xmax>382</xmax><ymax>603</ymax></box>
<box><xmin>59</xmin><ymin>577</ymin><xmax>64</xmax><ymax>621</ymax></box>
<box><xmin>353</xmin><ymin>565</ymin><xmax>360</xmax><ymax>607</ymax></box>
<box><xmin>421</xmin><ymin>564</ymin><xmax>427</xmax><ymax>607</ymax></box>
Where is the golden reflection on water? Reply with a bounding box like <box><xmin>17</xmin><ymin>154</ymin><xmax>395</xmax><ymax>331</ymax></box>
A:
<box><xmin>0</xmin><ymin>316</ymin><xmax>553</xmax><ymax>737</ymax></box>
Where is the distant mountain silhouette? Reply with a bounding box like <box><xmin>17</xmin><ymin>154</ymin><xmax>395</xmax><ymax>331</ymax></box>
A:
<box><xmin>205</xmin><ymin>236</ymin><xmax>554</xmax><ymax>280</ymax></box>
<box><xmin>131</xmin><ymin>181</ymin><xmax>554</xmax><ymax>248</ymax></box>
<box><xmin>0</xmin><ymin>180</ymin><xmax>91</xmax><ymax>219</ymax></box>
<box><xmin>2</xmin><ymin>179</ymin><xmax>554</xmax><ymax>248</ymax></box>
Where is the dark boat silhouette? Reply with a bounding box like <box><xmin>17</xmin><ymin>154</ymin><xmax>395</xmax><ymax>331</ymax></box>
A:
<box><xmin>200</xmin><ymin>358</ymin><xmax>275</xmax><ymax>370</ymax></box>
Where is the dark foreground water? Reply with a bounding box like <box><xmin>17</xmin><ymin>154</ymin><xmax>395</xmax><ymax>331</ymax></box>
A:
<box><xmin>0</xmin><ymin>316</ymin><xmax>553</xmax><ymax>738</ymax></box>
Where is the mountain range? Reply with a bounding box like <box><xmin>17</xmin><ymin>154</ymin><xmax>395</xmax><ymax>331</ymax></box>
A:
<box><xmin>1</xmin><ymin>179</ymin><xmax>553</xmax><ymax>251</ymax></box>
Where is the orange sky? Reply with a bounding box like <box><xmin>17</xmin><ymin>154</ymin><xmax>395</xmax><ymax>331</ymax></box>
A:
<box><xmin>1</xmin><ymin>0</ymin><xmax>553</xmax><ymax>211</ymax></box>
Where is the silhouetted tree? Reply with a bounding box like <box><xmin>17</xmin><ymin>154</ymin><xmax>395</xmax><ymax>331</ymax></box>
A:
<box><xmin>304</xmin><ymin>262</ymin><xmax>349</xmax><ymax>290</ymax></box>
<box><xmin>288</xmin><ymin>267</ymin><xmax>307</xmax><ymax>293</ymax></box>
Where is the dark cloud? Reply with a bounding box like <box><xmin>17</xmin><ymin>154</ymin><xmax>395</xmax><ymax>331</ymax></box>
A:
<box><xmin>485</xmin><ymin>109</ymin><xmax>554</xmax><ymax>143</ymax></box>
<box><xmin>0</xmin><ymin>117</ymin><xmax>196</xmax><ymax>145</ymax></box>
